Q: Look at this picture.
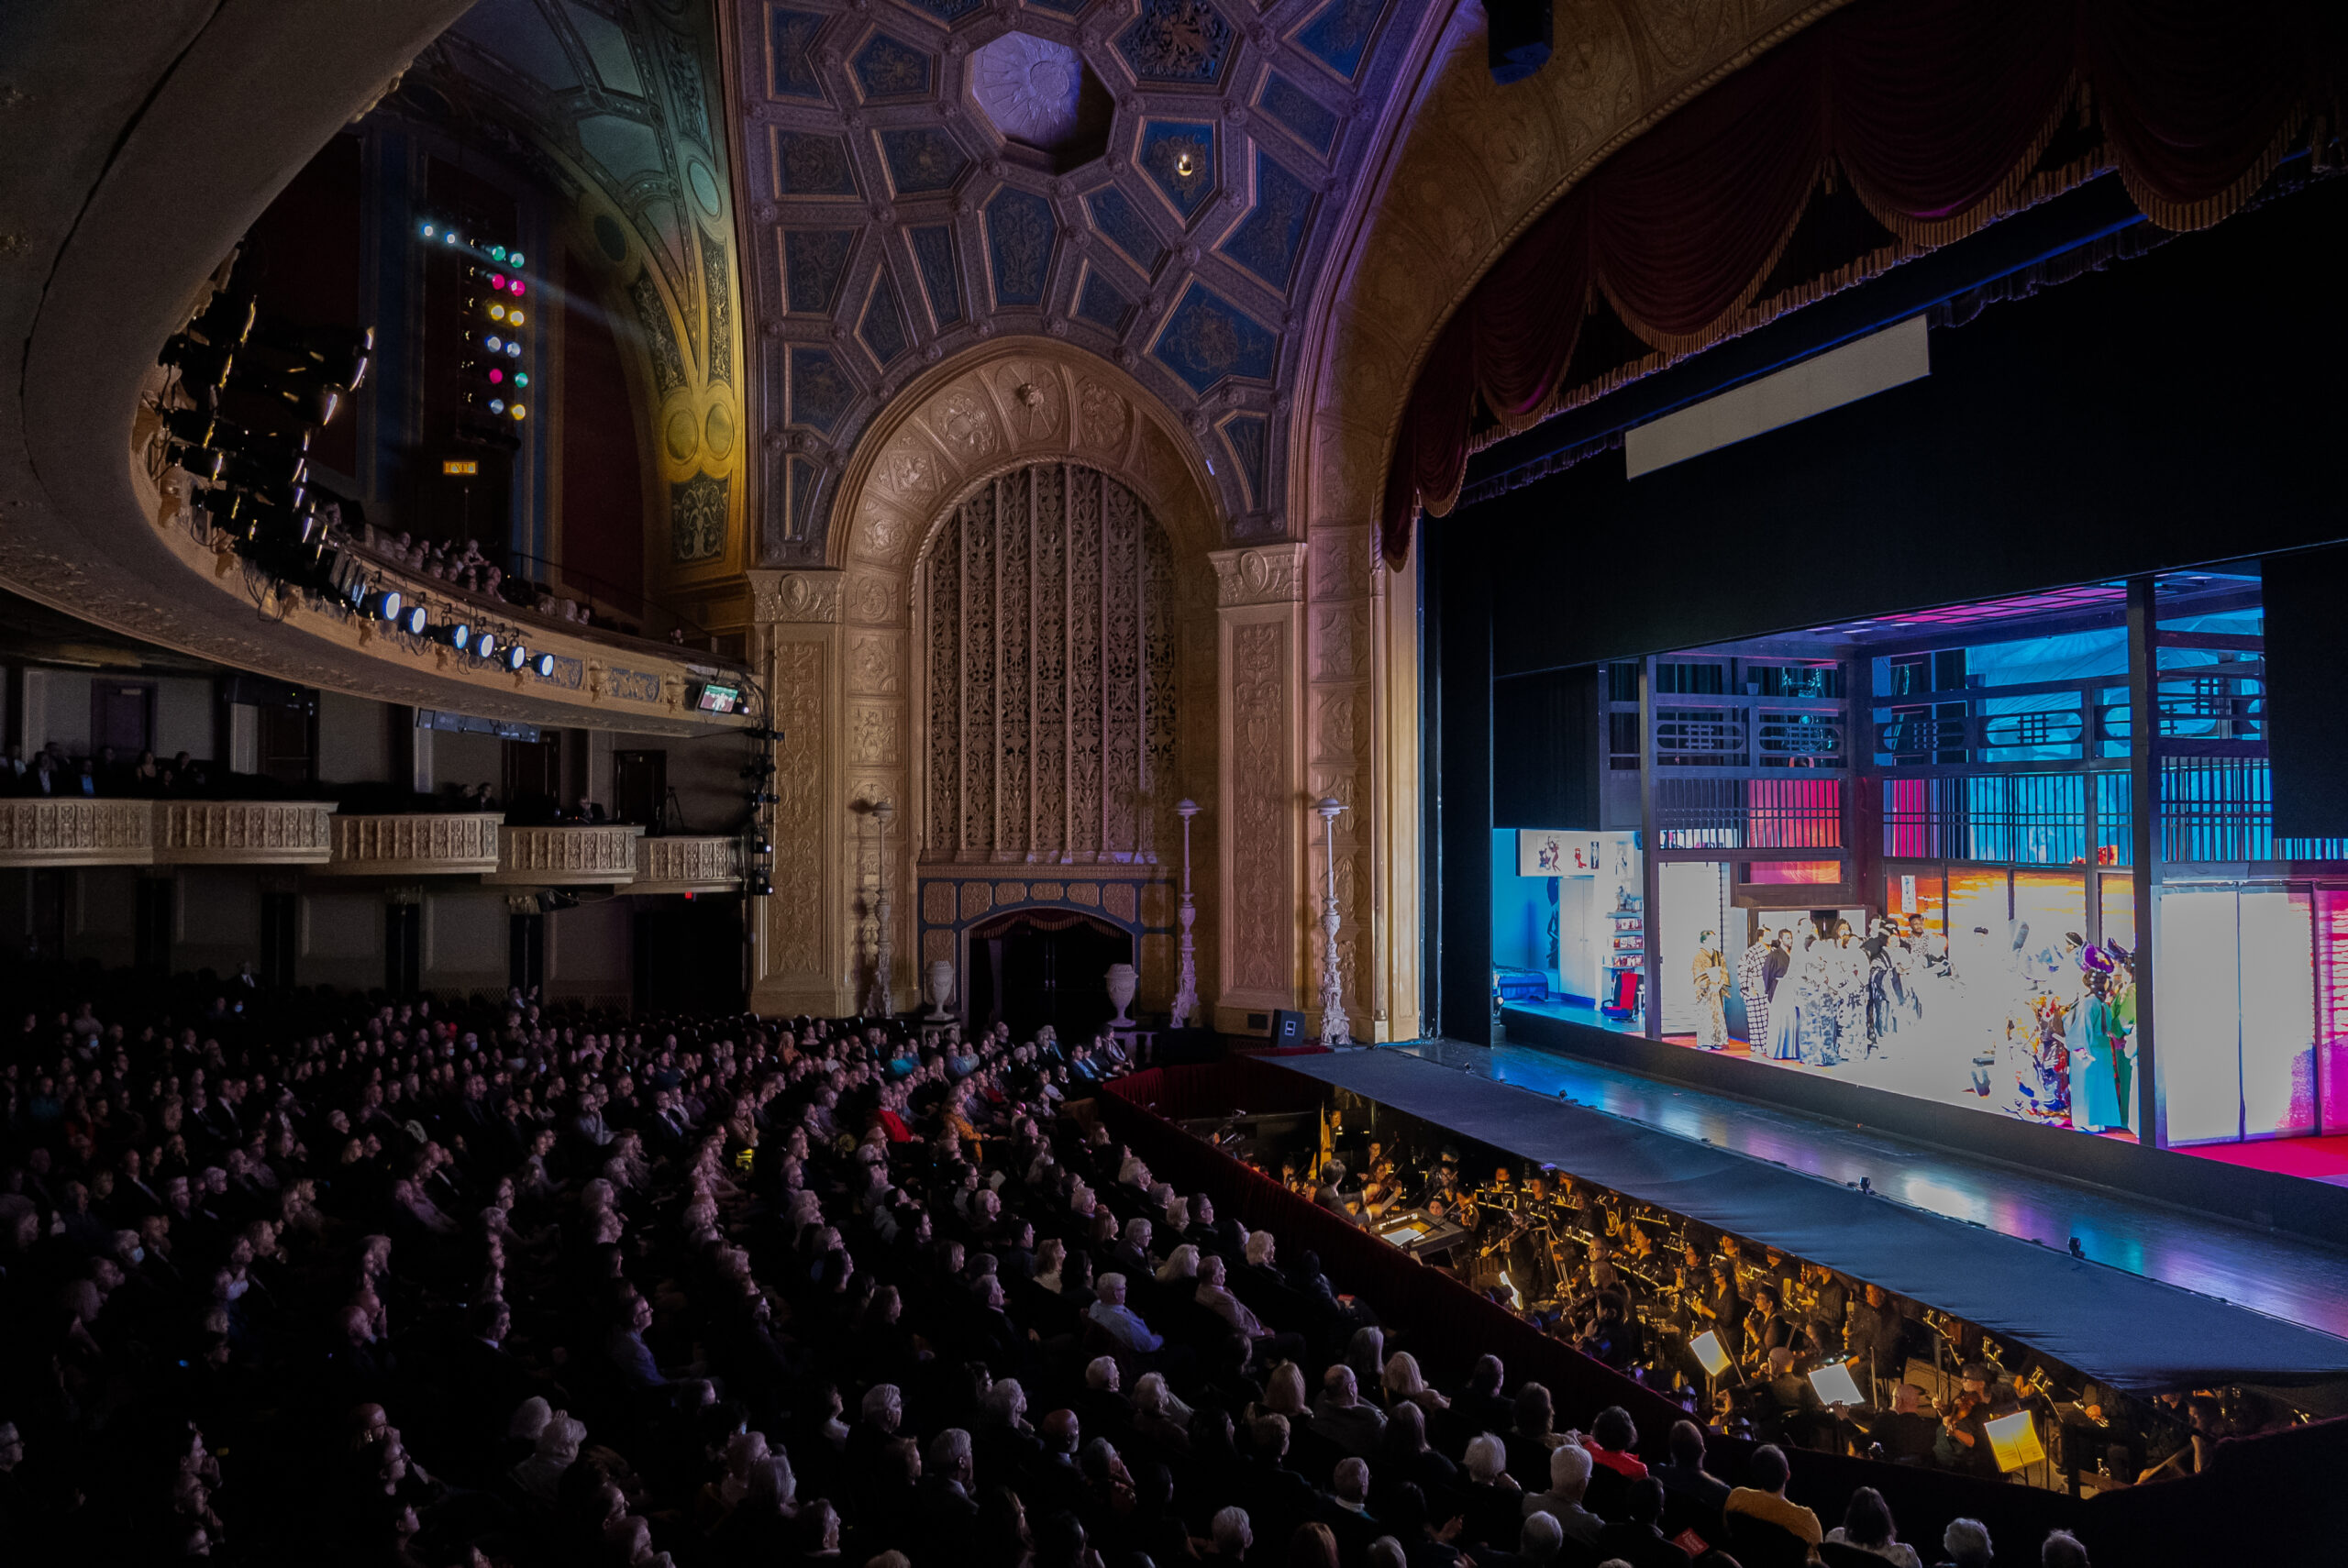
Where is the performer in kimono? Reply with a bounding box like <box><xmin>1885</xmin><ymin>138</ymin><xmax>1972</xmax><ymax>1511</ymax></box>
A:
<box><xmin>2069</xmin><ymin>969</ymin><xmax>2129</xmax><ymax>1132</ymax></box>
<box><xmin>1736</xmin><ymin>930</ymin><xmax>1780</xmax><ymax>1047</ymax></box>
<box><xmin>1691</xmin><ymin>932</ymin><xmax>1732</xmax><ymax>1050</ymax></box>
<box><xmin>1767</xmin><ymin>933</ymin><xmax>1808</xmax><ymax>1062</ymax></box>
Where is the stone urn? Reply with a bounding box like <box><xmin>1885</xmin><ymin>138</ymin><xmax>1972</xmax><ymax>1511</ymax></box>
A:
<box><xmin>925</xmin><ymin>958</ymin><xmax>956</xmax><ymax>1021</ymax></box>
<box><xmin>1104</xmin><ymin>962</ymin><xmax>1139</xmax><ymax>1028</ymax></box>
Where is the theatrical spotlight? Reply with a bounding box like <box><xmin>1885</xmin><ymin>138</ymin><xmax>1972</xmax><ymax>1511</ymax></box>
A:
<box><xmin>1486</xmin><ymin>0</ymin><xmax>1551</xmax><ymax>84</ymax></box>
<box><xmin>502</xmin><ymin>643</ymin><xmax>529</xmax><ymax>673</ymax></box>
<box><xmin>396</xmin><ymin>604</ymin><xmax>428</xmax><ymax>636</ymax></box>
<box><xmin>159</xmin><ymin>333</ymin><xmax>237</xmax><ymax>393</ymax></box>
<box><xmin>474</xmin><ymin>632</ymin><xmax>500</xmax><ymax>663</ymax></box>
<box><xmin>433</xmin><ymin>622</ymin><xmax>473</xmax><ymax>654</ymax></box>
<box><xmin>747</xmin><ymin>873</ymin><xmax>773</xmax><ymax>897</ymax></box>
<box><xmin>360</xmin><ymin>587</ymin><xmax>405</xmax><ymax>623</ymax></box>
<box><xmin>528</xmin><ymin>651</ymin><xmax>555</xmax><ymax>679</ymax></box>
<box><xmin>249</xmin><ymin>321</ymin><xmax>374</xmax><ymax>393</ymax></box>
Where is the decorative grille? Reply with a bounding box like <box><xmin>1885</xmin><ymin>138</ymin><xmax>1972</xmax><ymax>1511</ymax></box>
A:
<box><xmin>925</xmin><ymin>464</ymin><xmax>1178</xmax><ymax>863</ymax></box>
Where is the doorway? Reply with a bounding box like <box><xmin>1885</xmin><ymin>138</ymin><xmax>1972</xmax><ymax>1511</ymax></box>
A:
<box><xmin>503</xmin><ymin>733</ymin><xmax>563</xmax><ymax>821</ymax></box>
<box><xmin>91</xmin><ymin>680</ymin><xmax>156</xmax><ymax>761</ymax></box>
<box><xmin>963</xmin><ymin>908</ymin><xmax>1132</xmax><ymax>1043</ymax></box>
<box><xmin>613</xmin><ymin>749</ymin><xmax>668</xmax><ymax>828</ymax></box>
<box><xmin>385</xmin><ymin>902</ymin><xmax>421</xmax><ymax>994</ymax></box>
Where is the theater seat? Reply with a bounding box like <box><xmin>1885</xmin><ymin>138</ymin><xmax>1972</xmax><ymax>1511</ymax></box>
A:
<box><xmin>1722</xmin><ymin>1510</ymin><xmax>1812</xmax><ymax>1568</ymax></box>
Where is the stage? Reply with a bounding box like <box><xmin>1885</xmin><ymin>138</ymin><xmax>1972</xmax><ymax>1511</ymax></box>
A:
<box><xmin>1265</xmin><ymin>1041</ymin><xmax>2348</xmax><ymax>1392</ymax></box>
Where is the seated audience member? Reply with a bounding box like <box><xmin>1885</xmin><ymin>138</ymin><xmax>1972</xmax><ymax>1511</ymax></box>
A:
<box><xmin>1314</xmin><ymin>1365</ymin><xmax>1389</xmax><ymax>1458</ymax></box>
<box><xmin>1824</xmin><ymin>1486</ymin><xmax>1921</xmax><ymax>1568</ymax></box>
<box><xmin>1936</xmin><ymin>1518</ymin><xmax>1994</xmax><ymax>1568</ymax></box>
<box><xmin>1521</xmin><ymin>1441</ymin><xmax>1602</xmax><ymax>1548</ymax></box>
<box><xmin>2039</xmin><ymin>1529</ymin><xmax>2090</xmax><ymax>1568</ymax></box>
<box><xmin>1723</xmin><ymin>1445</ymin><xmax>1822</xmax><ymax>1555</ymax></box>
<box><xmin>1592</xmin><ymin>1478</ymin><xmax>1692</xmax><ymax>1568</ymax></box>
<box><xmin>1652</xmin><ymin>1419</ymin><xmax>1731</xmax><ymax>1542</ymax></box>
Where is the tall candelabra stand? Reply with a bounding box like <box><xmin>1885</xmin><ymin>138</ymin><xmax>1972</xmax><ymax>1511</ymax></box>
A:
<box><xmin>868</xmin><ymin>799</ymin><xmax>895</xmax><ymax>1018</ymax></box>
<box><xmin>1170</xmin><ymin>799</ymin><xmax>1201</xmax><ymax>1029</ymax></box>
<box><xmin>1315</xmin><ymin>796</ymin><xmax>1351</xmax><ymax>1047</ymax></box>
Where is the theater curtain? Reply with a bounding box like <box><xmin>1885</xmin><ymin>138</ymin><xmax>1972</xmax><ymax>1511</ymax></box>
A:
<box><xmin>1379</xmin><ymin>0</ymin><xmax>2345</xmax><ymax>565</ymax></box>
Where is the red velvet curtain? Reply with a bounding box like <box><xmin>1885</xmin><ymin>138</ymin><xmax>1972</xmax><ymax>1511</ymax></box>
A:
<box><xmin>1380</xmin><ymin>0</ymin><xmax>2343</xmax><ymax>565</ymax></box>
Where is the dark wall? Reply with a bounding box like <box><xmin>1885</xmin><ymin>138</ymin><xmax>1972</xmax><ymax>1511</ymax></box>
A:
<box><xmin>1493</xmin><ymin>666</ymin><xmax>1602</xmax><ymax>830</ymax></box>
<box><xmin>1462</xmin><ymin>176</ymin><xmax>2348</xmax><ymax>679</ymax></box>
<box><xmin>240</xmin><ymin>133</ymin><xmax>365</xmax><ymax>478</ymax></box>
<box><xmin>1430</xmin><ymin>513</ymin><xmax>1494</xmax><ymax>1045</ymax></box>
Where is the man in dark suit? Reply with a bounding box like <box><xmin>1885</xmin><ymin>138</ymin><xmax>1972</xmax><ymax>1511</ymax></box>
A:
<box><xmin>916</xmin><ymin>1429</ymin><xmax>983</xmax><ymax>1556</ymax></box>
<box><xmin>1652</xmin><ymin>1420</ymin><xmax>1732</xmax><ymax>1547</ymax></box>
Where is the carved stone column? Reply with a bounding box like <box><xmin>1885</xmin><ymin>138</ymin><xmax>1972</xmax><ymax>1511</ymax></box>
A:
<box><xmin>1211</xmin><ymin>542</ymin><xmax>1307</xmax><ymax>1032</ymax></box>
<box><xmin>747</xmin><ymin>569</ymin><xmax>850</xmax><ymax>1016</ymax></box>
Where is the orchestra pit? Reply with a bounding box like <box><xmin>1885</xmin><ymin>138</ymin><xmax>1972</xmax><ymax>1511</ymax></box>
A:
<box><xmin>3</xmin><ymin>1</ymin><xmax>2346</xmax><ymax>1564</ymax></box>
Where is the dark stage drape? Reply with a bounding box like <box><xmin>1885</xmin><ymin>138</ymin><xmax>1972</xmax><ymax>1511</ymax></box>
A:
<box><xmin>1380</xmin><ymin>0</ymin><xmax>2347</xmax><ymax>565</ymax></box>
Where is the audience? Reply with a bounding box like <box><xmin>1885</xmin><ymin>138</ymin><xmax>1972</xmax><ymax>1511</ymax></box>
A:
<box><xmin>0</xmin><ymin>966</ymin><xmax>2146</xmax><ymax>1564</ymax></box>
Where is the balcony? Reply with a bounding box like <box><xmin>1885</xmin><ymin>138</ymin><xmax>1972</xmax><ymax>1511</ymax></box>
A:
<box><xmin>486</xmin><ymin>823</ymin><xmax>646</xmax><ymax>886</ymax></box>
<box><xmin>0</xmin><ymin>799</ymin><xmax>155</xmax><ymax>867</ymax></box>
<box><xmin>319</xmin><ymin>813</ymin><xmax>504</xmax><ymax>877</ymax></box>
<box><xmin>631</xmin><ymin>834</ymin><xmax>744</xmax><ymax>894</ymax></box>
<box><xmin>154</xmin><ymin>801</ymin><xmax>337</xmax><ymax>864</ymax></box>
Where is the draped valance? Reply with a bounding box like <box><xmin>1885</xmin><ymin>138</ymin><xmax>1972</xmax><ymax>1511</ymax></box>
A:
<box><xmin>1380</xmin><ymin>0</ymin><xmax>2347</xmax><ymax>566</ymax></box>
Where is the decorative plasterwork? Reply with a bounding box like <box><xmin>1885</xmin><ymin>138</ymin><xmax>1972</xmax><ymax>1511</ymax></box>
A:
<box><xmin>1209</xmin><ymin>541</ymin><xmax>1306</xmax><ymax>607</ymax></box>
<box><xmin>748</xmin><ymin>568</ymin><xmax>844</xmax><ymax>623</ymax></box>
<box><xmin>725</xmin><ymin>0</ymin><xmax>1435</xmax><ymax>558</ymax></box>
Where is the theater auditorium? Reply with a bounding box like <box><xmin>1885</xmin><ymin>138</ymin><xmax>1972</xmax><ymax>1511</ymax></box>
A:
<box><xmin>1</xmin><ymin>0</ymin><xmax>2342</xmax><ymax>1562</ymax></box>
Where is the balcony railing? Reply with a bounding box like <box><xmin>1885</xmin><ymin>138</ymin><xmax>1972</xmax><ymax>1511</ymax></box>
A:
<box><xmin>322</xmin><ymin>813</ymin><xmax>504</xmax><ymax>876</ymax></box>
<box><xmin>632</xmin><ymin>834</ymin><xmax>744</xmax><ymax>893</ymax></box>
<box><xmin>155</xmin><ymin>801</ymin><xmax>336</xmax><ymax>864</ymax></box>
<box><xmin>487</xmin><ymin>823</ymin><xmax>645</xmax><ymax>885</ymax></box>
<box><xmin>0</xmin><ymin>799</ymin><xmax>155</xmax><ymax>866</ymax></box>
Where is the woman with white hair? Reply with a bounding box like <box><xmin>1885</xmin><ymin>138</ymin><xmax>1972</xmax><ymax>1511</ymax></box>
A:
<box><xmin>510</xmin><ymin>1411</ymin><xmax>587</xmax><ymax>1505</ymax></box>
<box><xmin>1132</xmin><ymin>1371</ymin><xmax>1194</xmax><ymax>1451</ymax></box>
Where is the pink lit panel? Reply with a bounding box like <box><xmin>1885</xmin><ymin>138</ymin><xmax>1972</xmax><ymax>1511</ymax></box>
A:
<box><xmin>1747</xmin><ymin>860</ymin><xmax>1842</xmax><ymax>885</ymax></box>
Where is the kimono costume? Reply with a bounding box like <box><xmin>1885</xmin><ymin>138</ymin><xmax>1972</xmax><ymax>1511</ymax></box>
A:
<box><xmin>1691</xmin><ymin>944</ymin><xmax>1732</xmax><ymax>1049</ymax></box>
<box><xmin>2069</xmin><ymin>993</ymin><xmax>2128</xmax><ymax>1132</ymax></box>
<box><xmin>1736</xmin><ymin>939</ymin><xmax>1777</xmax><ymax>1045</ymax></box>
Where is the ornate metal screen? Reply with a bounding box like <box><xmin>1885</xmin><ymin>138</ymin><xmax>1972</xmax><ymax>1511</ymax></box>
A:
<box><xmin>924</xmin><ymin>464</ymin><xmax>1178</xmax><ymax>863</ymax></box>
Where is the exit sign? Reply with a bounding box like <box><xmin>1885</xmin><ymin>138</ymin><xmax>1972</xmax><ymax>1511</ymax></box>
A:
<box><xmin>441</xmin><ymin>458</ymin><xmax>480</xmax><ymax>476</ymax></box>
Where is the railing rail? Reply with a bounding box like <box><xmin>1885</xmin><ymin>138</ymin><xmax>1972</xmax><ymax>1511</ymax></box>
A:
<box><xmin>633</xmin><ymin>834</ymin><xmax>744</xmax><ymax>892</ymax></box>
<box><xmin>322</xmin><ymin>813</ymin><xmax>504</xmax><ymax>875</ymax></box>
<box><xmin>488</xmin><ymin>823</ymin><xmax>645</xmax><ymax>885</ymax></box>
<box><xmin>155</xmin><ymin>801</ymin><xmax>336</xmax><ymax>863</ymax></box>
<box><xmin>0</xmin><ymin>798</ymin><xmax>155</xmax><ymax>866</ymax></box>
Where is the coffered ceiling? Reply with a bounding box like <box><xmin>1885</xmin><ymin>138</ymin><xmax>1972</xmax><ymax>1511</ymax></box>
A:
<box><xmin>725</xmin><ymin>0</ymin><xmax>1434</xmax><ymax>559</ymax></box>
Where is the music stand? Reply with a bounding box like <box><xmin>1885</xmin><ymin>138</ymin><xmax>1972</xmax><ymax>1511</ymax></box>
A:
<box><xmin>1809</xmin><ymin>1359</ymin><xmax>1864</xmax><ymax>1408</ymax></box>
<box><xmin>1691</xmin><ymin>1329</ymin><xmax>1732</xmax><ymax>1406</ymax></box>
<box><xmin>1986</xmin><ymin>1410</ymin><xmax>2047</xmax><ymax>1474</ymax></box>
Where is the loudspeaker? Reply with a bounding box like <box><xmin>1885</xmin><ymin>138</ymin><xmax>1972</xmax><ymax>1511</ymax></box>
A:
<box><xmin>1269</xmin><ymin>1010</ymin><xmax>1307</xmax><ymax>1045</ymax></box>
<box><xmin>1486</xmin><ymin>0</ymin><xmax>1552</xmax><ymax>85</ymax></box>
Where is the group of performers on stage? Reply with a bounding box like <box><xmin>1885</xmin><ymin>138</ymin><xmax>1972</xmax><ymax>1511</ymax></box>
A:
<box><xmin>1688</xmin><ymin>912</ymin><xmax>2138</xmax><ymax>1133</ymax></box>
<box><xmin>1276</xmin><ymin>1128</ymin><xmax>2224</xmax><ymax>1490</ymax></box>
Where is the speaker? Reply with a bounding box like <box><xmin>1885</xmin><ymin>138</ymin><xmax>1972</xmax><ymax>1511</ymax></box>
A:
<box><xmin>1485</xmin><ymin>0</ymin><xmax>1552</xmax><ymax>85</ymax></box>
<box><xmin>1269</xmin><ymin>1010</ymin><xmax>1307</xmax><ymax>1045</ymax></box>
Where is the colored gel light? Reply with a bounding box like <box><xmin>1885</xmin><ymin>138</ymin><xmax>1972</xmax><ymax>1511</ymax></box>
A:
<box><xmin>444</xmin><ymin>231</ymin><xmax>459</xmax><ymax>245</ymax></box>
<box><xmin>488</xmin><ymin>369</ymin><xmax>504</xmax><ymax>384</ymax></box>
<box><xmin>488</xmin><ymin>273</ymin><xmax>504</xmax><ymax>290</ymax></box>
<box><xmin>485</xmin><ymin>336</ymin><xmax>503</xmax><ymax>352</ymax></box>
<box><xmin>490</xmin><ymin>245</ymin><xmax>508</xmax><ymax>261</ymax></box>
<box><xmin>510</xmin><ymin>403</ymin><xmax>526</xmax><ymax>420</ymax></box>
<box><xmin>421</xmin><ymin>222</ymin><xmax>436</xmax><ymax>237</ymax></box>
<box><xmin>489</xmin><ymin>304</ymin><xmax>507</xmax><ymax>321</ymax></box>
<box><xmin>506</xmin><ymin>311</ymin><xmax>524</xmax><ymax>327</ymax></box>
<box><xmin>511</xmin><ymin>282</ymin><xmax>526</xmax><ymax>297</ymax></box>
<box><xmin>505</xmin><ymin>341</ymin><xmax>521</xmax><ymax>358</ymax></box>
<box><xmin>510</xmin><ymin>251</ymin><xmax>524</xmax><ymax>266</ymax></box>
<box><xmin>513</xmin><ymin>372</ymin><xmax>529</xmax><ymax>388</ymax></box>
<box><xmin>489</xmin><ymin>399</ymin><xmax>505</xmax><ymax>414</ymax></box>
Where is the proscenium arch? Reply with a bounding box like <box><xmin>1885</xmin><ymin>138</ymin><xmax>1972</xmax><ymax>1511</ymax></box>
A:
<box><xmin>813</xmin><ymin>337</ymin><xmax>1229</xmax><ymax>1022</ymax></box>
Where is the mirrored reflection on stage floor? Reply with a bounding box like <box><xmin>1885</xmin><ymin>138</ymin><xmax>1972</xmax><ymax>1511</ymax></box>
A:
<box><xmin>1372</xmin><ymin>1037</ymin><xmax>2348</xmax><ymax>1342</ymax></box>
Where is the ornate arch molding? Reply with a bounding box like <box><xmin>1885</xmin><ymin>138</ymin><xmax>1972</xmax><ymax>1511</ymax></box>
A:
<box><xmin>1290</xmin><ymin>0</ymin><xmax>1851</xmax><ymax>538</ymax></box>
<box><xmin>749</xmin><ymin>337</ymin><xmax>1230</xmax><ymax>1018</ymax></box>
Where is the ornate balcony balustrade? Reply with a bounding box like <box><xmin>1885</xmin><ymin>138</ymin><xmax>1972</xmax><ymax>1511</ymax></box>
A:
<box><xmin>154</xmin><ymin>801</ymin><xmax>336</xmax><ymax>864</ymax></box>
<box><xmin>322</xmin><ymin>813</ymin><xmax>504</xmax><ymax>876</ymax></box>
<box><xmin>631</xmin><ymin>834</ymin><xmax>743</xmax><ymax>894</ymax></box>
<box><xmin>487</xmin><ymin>823</ymin><xmax>646</xmax><ymax>886</ymax></box>
<box><xmin>0</xmin><ymin>799</ymin><xmax>155</xmax><ymax>867</ymax></box>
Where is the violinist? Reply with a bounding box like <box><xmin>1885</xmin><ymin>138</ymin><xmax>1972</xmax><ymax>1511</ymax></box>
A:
<box><xmin>1933</xmin><ymin>1365</ymin><xmax>1997</xmax><ymax>1477</ymax></box>
<box><xmin>1744</xmin><ymin>1282</ymin><xmax>1809</xmax><ymax>1374</ymax></box>
<box><xmin>1691</xmin><ymin>1258</ymin><xmax>1744</xmax><ymax>1361</ymax></box>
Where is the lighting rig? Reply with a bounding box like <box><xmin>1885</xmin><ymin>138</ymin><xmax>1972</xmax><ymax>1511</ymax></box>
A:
<box><xmin>742</xmin><ymin>712</ymin><xmax>780</xmax><ymax>899</ymax></box>
<box><xmin>416</xmin><ymin>218</ymin><xmax>533</xmax><ymax>447</ymax></box>
<box><xmin>157</xmin><ymin>266</ymin><xmax>558</xmax><ymax>683</ymax></box>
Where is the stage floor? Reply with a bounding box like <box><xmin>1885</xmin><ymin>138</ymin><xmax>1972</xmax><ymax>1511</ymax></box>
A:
<box><xmin>1270</xmin><ymin>1040</ymin><xmax>2348</xmax><ymax>1367</ymax></box>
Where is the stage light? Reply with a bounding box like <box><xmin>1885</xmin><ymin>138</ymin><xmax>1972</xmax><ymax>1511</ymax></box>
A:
<box><xmin>422</xmin><ymin>222</ymin><xmax>437</xmax><ymax>238</ymax></box>
<box><xmin>748</xmin><ymin>874</ymin><xmax>772</xmax><ymax>897</ymax></box>
<box><xmin>362</xmin><ymin>587</ymin><xmax>404</xmax><ymax>622</ymax></box>
<box><xmin>474</xmin><ymin>632</ymin><xmax>499</xmax><ymax>661</ymax></box>
<box><xmin>530</xmin><ymin>651</ymin><xmax>555</xmax><ymax>678</ymax></box>
<box><xmin>485</xmin><ymin>336</ymin><xmax>503</xmax><ymax>352</ymax></box>
<box><xmin>434</xmin><ymin>622</ymin><xmax>472</xmax><ymax>653</ymax></box>
<box><xmin>159</xmin><ymin>335</ymin><xmax>236</xmax><ymax>391</ymax></box>
<box><xmin>191</xmin><ymin>293</ymin><xmax>257</xmax><ymax>348</ymax></box>
<box><xmin>488</xmin><ymin>399</ymin><xmax>505</xmax><ymax>414</ymax></box>
<box><xmin>510</xmin><ymin>404</ymin><xmax>526</xmax><ymax>421</ymax></box>
<box><xmin>510</xmin><ymin>251</ymin><xmax>524</xmax><ymax>266</ymax></box>
<box><xmin>489</xmin><ymin>245</ymin><xmax>507</xmax><ymax>262</ymax></box>
<box><xmin>503</xmin><ymin>643</ymin><xmax>529</xmax><ymax>672</ymax></box>
<box><xmin>489</xmin><ymin>275</ymin><xmax>505</xmax><ymax>291</ymax></box>
<box><xmin>514</xmin><ymin>372</ymin><xmax>529</xmax><ymax>387</ymax></box>
<box><xmin>397</xmin><ymin>604</ymin><xmax>428</xmax><ymax>635</ymax></box>
<box><xmin>488</xmin><ymin>369</ymin><xmax>504</xmax><ymax>385</ymax></box>
<box><xmin>170</xmin><ymin>443</ymin><xmax>228</xmax><ymax>482</ymax></box>
<box><xmin>489</xmin><ymin>304</ymin><xmax>507</xmax><ymax>322</ymax></box>
<box><xmin>511</xmin><ymin>282</ymin><xmax>526</xmax><ymax>298</ymax></box>
<box><xmin>342</xmin><ymin>573</ymin><xmax>369</xmax><ymax>610</ymax></box>
<box><xmin>504</xmin><ymin>341</ymin><xmax>521</xmax><ymax>358</ymax></box>
<box><xmin>444</xmin><ymin>231</ymin><xmax>460</xmax><ymax>246</ymax></box>
<box><xmin>506</xmin><ymin>310</ymin><xmax>524</xmax><ymax>327</ymax></box>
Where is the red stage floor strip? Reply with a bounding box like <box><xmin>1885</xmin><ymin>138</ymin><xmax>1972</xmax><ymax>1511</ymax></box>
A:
<box><xmin>2181</xmin><ymin>1134</ymin><xmax>2348</xmax><ymax>1187</ymax></box>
